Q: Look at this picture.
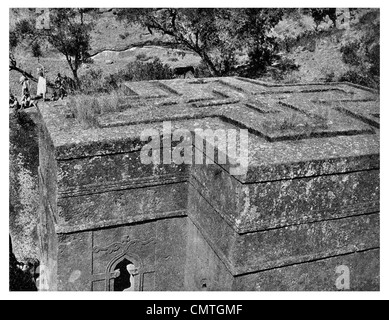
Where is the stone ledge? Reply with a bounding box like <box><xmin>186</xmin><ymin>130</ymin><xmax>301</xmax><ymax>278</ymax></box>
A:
<box><xmin>54</xmin><ymin>209</ymin><xmax>187</xmax><ymax>234</ymax></box>
<box><xmin>188</xmin><ymin>184</ymin><xmax>379</xmax><ymax>276</ymax></box>
<box><xmin>37</xmin><ymin>77</ymin><xmax>379</xmax><ymax>162</ymax></box>
<box><xmin>190</xmin><ymin>166</ymin><xmax>380</xmax><ymax>234</ymax></box>
<box><xmin>232</xmin><ymin>248</ymin><xmax>380</xmax><ymax>291</ymax></box>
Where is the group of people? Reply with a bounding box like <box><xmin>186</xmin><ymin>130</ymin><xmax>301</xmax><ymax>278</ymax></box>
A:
<box><xmin>9</xmin><ymin>67</ymin><xmax>68</xmax><ymax>112</ymax></box>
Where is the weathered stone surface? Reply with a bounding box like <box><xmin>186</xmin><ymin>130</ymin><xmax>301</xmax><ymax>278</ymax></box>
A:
<box><xmin>37</xmin><ymin>175</ymin><xmax>58</xmax><ymax>291</ymax></box>
<box><xmin>191</xmin><ymin>163</ymin><xmax>379</xmax><ymax>232</ymax></box>
<box><xmin>57</xmin><ymin>232</ymin><xmax>92</xmax><ymax>291</ymax></box>
<box><xmin>155</xmin><ymin>217</ymin><xmax>188</xmax><ymax>291</ymax></box>
<box><xmin>184</xmin><ymin>219</ymin><xmax>234</xmax><ymax>291</ymax></box>
<box><xmin>233</xmin><ymin>249</ymin><xmax>380</xmax><ymax>291</ymax></box>
<box><xmin>56</xmin><ymin>151</ymin><xmax>187</xmax><ymax>192</ymax></box>
<box><xmin>9</xmin><ymin>109</ymin><xmax>40</xmax><ymax>261</ymax></box>
<box><xmin>36</xmin><ymin>77</ymin><xmax>379</xmax><ymax>291</ymax></box>
<box><xmin>42</xmin><ymin>217</ymin><xmax>190</xmax><ymax>291</ymax></box>
<box><xmin>57</xmin><ymin>183</ymin><xmax>187</xmax><ymax>232</ymax></box>
<box><xmin>188</xmin><ymin>184</ymin><xmax>379</xmax><ymax>274</ymax></box>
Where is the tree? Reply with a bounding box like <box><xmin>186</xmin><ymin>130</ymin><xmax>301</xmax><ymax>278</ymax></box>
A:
<box><xmin>9</xmin><ymin>16</ymin><xmax>40</xmax><ymax>83</ymax></box>
<box><xmin>339</xmin><ymin>9</ymin><xmax>380</xmax><ymax>89</ymax></box>
<box><xmin>9</xmin><ymin>8</ymin><xmax>95</xmax><ymax>87</ymax></box>
<box><xmin>45</xmin><ymin>9</ymin><xmax>93</xmax><ymax>86</ymax></box>
<box><xmin>232</xmin><ymin>9</ymin><xmax>284</xmax><ymax>75</ymax></box>
<box><xmin>116</xmin><ymin>8</ymin><xmax>285</xmax><ymax>77</ymax></box>
<box><xmin>31</xmin><ymin>42</ymin><xmax>42</xmax><ymax>60</ymax></box>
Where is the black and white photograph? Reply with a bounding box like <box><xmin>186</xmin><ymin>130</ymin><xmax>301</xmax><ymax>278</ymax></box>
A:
<box><xmin>4</xmin><ymin>1</ymin><xmax>387</xmax><ymax>302</ymax></box>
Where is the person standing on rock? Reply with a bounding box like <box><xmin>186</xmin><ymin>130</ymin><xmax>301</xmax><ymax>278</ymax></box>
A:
<box><xmin>19</xmin><ymin>76</ymin><xmax>30</xmax><ymax>98</ymax></box>
<box><xmin>19</xmin><ymin>76</ymin><xmax>33</xmax><ymax>110</ymax></box>
<box><xmin>55</xmin><ymin>73</ymin><xmax>66</xmax><ymax>100</ymax></box>
<box><xmin>36</xmin><ymin>70</ymin><xmax>47</xmax><ymax>100</ymax></box>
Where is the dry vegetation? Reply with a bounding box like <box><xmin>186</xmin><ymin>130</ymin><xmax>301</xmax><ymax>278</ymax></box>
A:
<box><xmin>67</xmin><ymin>92</ymin><xmax>128</xmax><ymax>128</ymax></box>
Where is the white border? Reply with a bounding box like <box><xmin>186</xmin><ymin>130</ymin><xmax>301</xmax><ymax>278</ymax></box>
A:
<box><xmin>2</xmin><ymin>1</ymin><xmax>387</xmax><ymax>300</ymax></box>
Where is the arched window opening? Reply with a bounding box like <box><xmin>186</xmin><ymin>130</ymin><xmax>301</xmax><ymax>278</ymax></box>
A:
<box><xmin>113</xmin><ymin>259</ymin><xmax>139</xmax><ymax>291</ymax></box>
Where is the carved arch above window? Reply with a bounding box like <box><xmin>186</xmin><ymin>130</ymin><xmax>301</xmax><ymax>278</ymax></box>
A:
<box><xmin>91</xmin><ymin>252</ymin><xmax>143</xmax><ymax>291</ymax></box>
<box><xmin>91</xmin><ymin>235</ymin><xmax>156</xmax><ymax>291</ymax></box>
<box><xmin>107</xmin><ymin>253</ymin><xmax>142</xmax><ymax>292</ymax></box>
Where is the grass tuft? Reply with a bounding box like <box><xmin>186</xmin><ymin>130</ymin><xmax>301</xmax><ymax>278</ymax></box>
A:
<box><xmin>68</xmin><ymin>91</ymin><xmax>128</xmax><ymax>128</ymax></box>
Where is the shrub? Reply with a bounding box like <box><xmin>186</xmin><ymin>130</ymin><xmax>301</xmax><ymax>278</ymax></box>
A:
<box><xmin>339</xmin><ymin>70</ymin><xmax>377</xmax><ymax>89</ymax></box>
<box><xmin>31</xmin><ymin>42</ymin><xmax>42</xmax><ymax>58</ymax></box>
<box><xmin>117</xmin><ymin>58</ymin><xmax>174</xmax><ymax>82</ymax></box>
<box><xmin>258</xmin><ymin>56</ymin><xmax>299</xmax><ymax>81</ymax></box>
<box><xmin>135</xmin><ymin>53</ymin><xmax>148</xmax><ymax>61</ymax></box>
<box><xmin>339</xmin><ymin>9</ymin><xmax>379</xmax><ymax>89</ymax></box>
<box><xmin>340</xmin><ymin>41</ymin><xmax>362</xmax><ymax>67</ymax></box>
<box><xmin>194</xmin><ymin>61</ymin><xmax>213</xmax><ymax>78</ymax></box>
<box><xmin>77</xmin><ymin>59</ymin><xmax>174</xmax><ymax>95</ymax></box>
<box><xmin>78</xmin><ymin>68</ymin><xmax>105</xmax><ymax>94</ymax></box>
<box><xmin>278</xmin><ymin>29</ymin><xmax>317</xmax><ymax>53</ymax></box>
<box><xmin>274</xmin><ymin>56</ymin><xmax>300</xmax><ymax>73</ymax></box>
<box><xmin>321</xmin><ymin>68</ymin><xmax>336</xmax><ymax>83</ymax></box>
<box><xmin>78</xmin><ymin>68</ymin><xmax>119</xmax><ymax>94</ymax></box>
<box><xmin>68</xmin><ymin>95</ymin><xmax>100</xmax><ymax>128</ymax></box>
<box><xmin>323</xmin><ymin>72</ymin><xmax>336</xmax><ymax>83</ymax></box>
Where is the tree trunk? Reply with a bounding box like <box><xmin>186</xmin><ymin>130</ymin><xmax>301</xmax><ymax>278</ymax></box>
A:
<box><xmin>67</xmin><ymin>61</ymin><xmax>81</xmax><ymax>89</ymax></box>
<box><xmin>200</xmin><ymin>52</ymin><xmax>221</xmax><ymax>77</ymax></box>
<box><xmin>71</xmin><ymin>69</ymin><xmax>80</xmax><ymax>88</ymax></box>
<box><xmin>9</xmin><ymin>65</ymin><xmax>38</xmax><ymax>83</ymax></box>
<box><xmin>65</xmin><ymin>56</ymin><xmax>81</xmax><ymax>89</ymax></box>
